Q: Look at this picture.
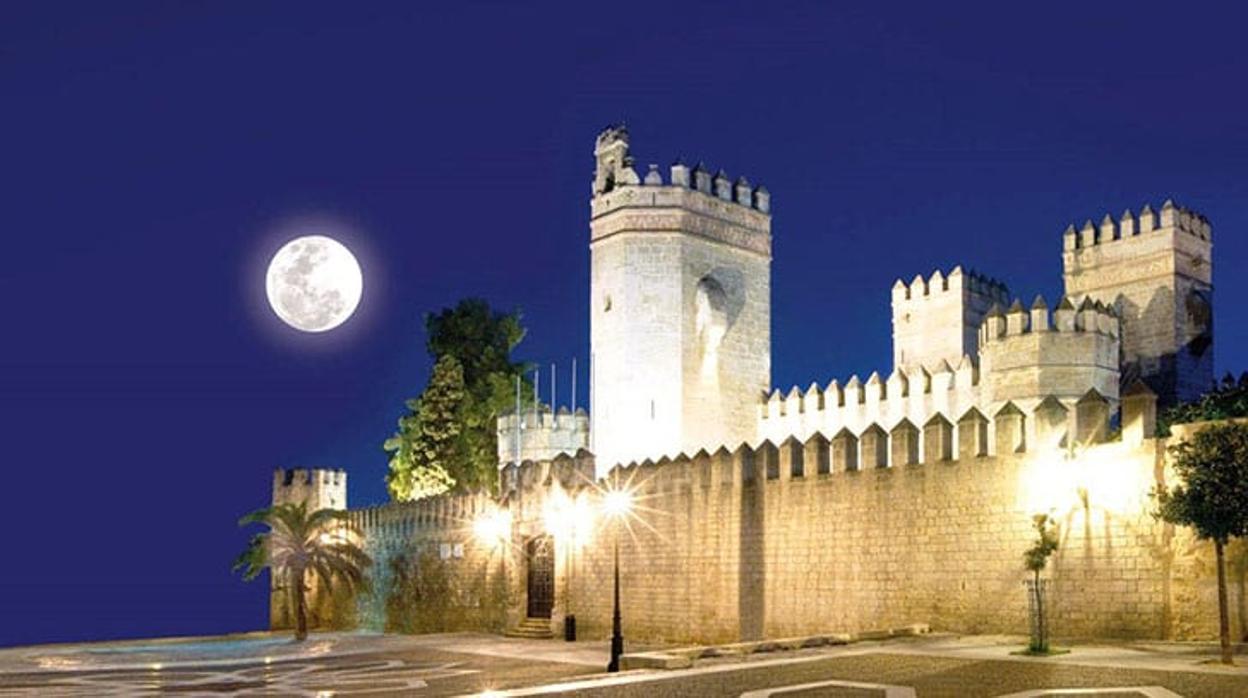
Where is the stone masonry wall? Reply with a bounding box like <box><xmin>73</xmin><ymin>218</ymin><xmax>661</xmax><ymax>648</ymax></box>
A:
<box><xmin>291</xmin><ymin>417</ymin><xmax>1244</xmax><ymax>645</ymax></box>
<box><xmin>548</xmin><ymin>434</ymin><xmax>1240</xmax><ymax>644</ymax></box>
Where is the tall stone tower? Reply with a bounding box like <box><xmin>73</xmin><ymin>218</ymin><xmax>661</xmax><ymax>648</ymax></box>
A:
<box><xmin>1062</xmin><ymin>201</ymin><xmax>1213</xmax><ymax>405</ymax></box>
<box><xmin>589</xmin><ymin>126</ymin><xmax>771</xmax><ymax>469</ymax></box>
<box><xmin>891</xmin><ymin>266</ymin><xmax>1009</xmax><ymax>373</ymax></box>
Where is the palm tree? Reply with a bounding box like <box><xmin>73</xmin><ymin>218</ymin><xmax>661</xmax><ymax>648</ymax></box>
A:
<box><xmin>234</xmin><ymin>501</ymin><xmax>371</xmax><ymax>641</ymax></box>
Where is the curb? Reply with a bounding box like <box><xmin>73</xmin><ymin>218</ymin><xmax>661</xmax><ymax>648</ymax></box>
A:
<box><xmin>619</xmin><ymin>623</ymin><xmax>929</xmax><ymax>670</ymax></box>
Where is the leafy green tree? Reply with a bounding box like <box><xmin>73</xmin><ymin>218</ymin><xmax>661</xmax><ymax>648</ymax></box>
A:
<box><xmin>1153</xmin><ymin>422</ymin><xmax>1248</xmax><ymax>664</ymax></box>
<box><xmin>1159</xmin><ymin>372</ymin><xmax>1248</xmax><ymax>436</ymax></box>
<box><xmin>233</xmin><ymin>502</ymin><xmax>371</xmax><ymax>641</ymax></box>
<box><xmin>385</xmin><ymin>355</ymin><xmax>466</xmax><ymax>500</ymax></box>
<box><xmin>1023</xmin><ymin>513</ymin><xmax>1060</xmax><ymax>652</ymax></box>
<box><xmin>385</xmin><ymin>299</ymin><xmax>532</xmax><ymax>500</ymax></box>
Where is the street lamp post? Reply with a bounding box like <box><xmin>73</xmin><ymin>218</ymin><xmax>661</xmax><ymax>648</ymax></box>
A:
<box><xmin>602</xmin><ymin>489</ymin><xmax>631</xmax><ymax>673</ymax></box>
<box><xmin>608</xmin><ymin>525</ymin><xmax>623</xmax><ymax>672</ymax></box>
<box><xmin>565</xmin><ymin>530</ymin><xmax>577</xmax><ymax>642</ymax></box>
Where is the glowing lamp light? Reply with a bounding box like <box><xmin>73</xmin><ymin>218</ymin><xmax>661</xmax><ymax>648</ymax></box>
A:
<box><xmin>1018</xmin><ymin>441</ymin><xmax>1146</xmax><ymax>520</ymax></box>
<box><xmin>473</xmin><ymin>509</ymin><xmax>512</xmax><ymax>549</ymax></box>
<box><xmin>542</xmin><ymin>490</ymin><xmax>596</xmax><ymax>547</ymax></box>
<box><xmin>603</xmin><ymin>489</ymin><xmax>633</xmax><ymax>518</ymax></box>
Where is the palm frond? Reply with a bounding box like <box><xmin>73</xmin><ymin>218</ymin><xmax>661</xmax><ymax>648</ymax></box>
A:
<box><xmin>234</xmin><ymin>501</ymin><xmax>371</xmax><ymax>598</ymax></box>
<box><xmin>238</xmin><ymin>506</ymin><xmax>275</xmax><ymax>527</ymax></box>
<box><xmin>232</xmin><ymin>534</ymin><xmax>269</xmax><ymax>580</ymax></box>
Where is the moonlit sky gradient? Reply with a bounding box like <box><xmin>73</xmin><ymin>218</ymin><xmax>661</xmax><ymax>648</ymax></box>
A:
<box><xmin>2</xmin><ymin>2</ymin><xmax>1247</xmax><ymax>646</ymax></box>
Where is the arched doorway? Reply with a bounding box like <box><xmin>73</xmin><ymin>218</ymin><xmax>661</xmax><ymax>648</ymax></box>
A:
<box><xmin>525</xmin><ymin>535</ymin><xmax>554</xmax><ymax>619</ymax></box>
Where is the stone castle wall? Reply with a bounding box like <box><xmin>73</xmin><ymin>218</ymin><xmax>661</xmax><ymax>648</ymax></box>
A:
<box><xmin>292</xmin><ymin>396</ymin><xmax>1246</xmax><ymax>646</ymax></box>
<box><xmin>512</xmin><ymin>408</ymin><xmax>1240</xmax><ymax>644</ymax></box>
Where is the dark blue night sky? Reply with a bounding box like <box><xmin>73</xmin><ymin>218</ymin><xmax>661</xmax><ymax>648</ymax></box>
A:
<box><xmin>3</xmin><ymin>2</ymin><xmax>1247</xmax><ymax>647</ymax></box>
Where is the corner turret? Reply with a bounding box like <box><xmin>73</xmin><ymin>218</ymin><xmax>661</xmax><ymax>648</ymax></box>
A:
<box><xmin>496</xmin><ymin>405</ymin><xmax>590</xmax><ymax>467</ymax></box>
<box><xmin>1061</xmin><ymin>200</ymin><xmax>1213</xmax><ymax>404</ymax></box>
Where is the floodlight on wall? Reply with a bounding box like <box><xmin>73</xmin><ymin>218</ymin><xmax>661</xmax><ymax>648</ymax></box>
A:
<box><xmin>473</xmin><ymin>508</ymin><xmax>512</xmax><ymax>549</ymax></box>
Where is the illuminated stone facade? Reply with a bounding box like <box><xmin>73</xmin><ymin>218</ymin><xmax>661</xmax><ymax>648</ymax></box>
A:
<box><xmin>588</xmin><ymin>126</ymin><xmax>771</xmax><ymax>470</ymax></box>
<box><xmin>272</xmin><ymin>129</ymin><xmax>1235</xmax><ymax>644</ymax></box>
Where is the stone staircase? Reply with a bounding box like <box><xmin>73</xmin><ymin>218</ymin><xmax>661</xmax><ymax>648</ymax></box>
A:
<box><xmin>504</xmin><ymin>617</ymin><xmax>553</xmax><ymax>639</ymax></box>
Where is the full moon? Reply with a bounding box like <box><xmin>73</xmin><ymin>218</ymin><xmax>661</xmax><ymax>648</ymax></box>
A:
<box><xmin>265</xmin><ymin>235</ymin><xmax>363</xmax><ymax>332</ymax></box>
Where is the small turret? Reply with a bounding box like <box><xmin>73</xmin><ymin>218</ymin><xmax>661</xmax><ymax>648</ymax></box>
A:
<box><xmin>593</xmin><ymin>124</ymin><xmax>638</xmax><ymax>196</ymax></box>
<box><xmin>496</xmin><ymin>405</ymin><xmax>590</xmax><ymax>468</ymax></box>
<box><xmin>272</xmin><ymin>467</ymin><xmax>347</xmax><ymax>511</ymax></box>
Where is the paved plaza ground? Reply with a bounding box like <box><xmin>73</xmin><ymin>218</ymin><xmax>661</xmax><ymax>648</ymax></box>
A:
<box><xmin>2</xmin><ymin>632</ymin><xmax>1247</xmax><ymax>697</ymax></box>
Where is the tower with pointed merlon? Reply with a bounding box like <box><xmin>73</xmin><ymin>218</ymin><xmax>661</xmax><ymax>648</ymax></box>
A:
<box><xmin>589</xmin><ymin>126</ymin><xmax>772</xmax><ymax>470</ymax></box>
<box><xmin>891</xmin><ymin>266</ymin><xmax>1009</xmax><ymax>374</ymax></box>
<box><xmin>1062</xmin><ymin>201</ymin><xmax>1213</xmax><ymax>405</ymax></box>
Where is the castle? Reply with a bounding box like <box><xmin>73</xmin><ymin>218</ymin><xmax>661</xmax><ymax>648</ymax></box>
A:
<box><xmin>270</xmin><ymin>128</ymin><xmax>1241</xmax><ymax>645</ymax></box>
<box><xmin>498</xmin><ymin>125</ymin><xmax>1212</xmax><ymax>472</ymax></box>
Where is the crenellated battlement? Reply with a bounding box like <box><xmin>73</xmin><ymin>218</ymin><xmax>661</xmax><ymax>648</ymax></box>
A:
<box><xmin>495</xmin><ymin>405</ymin><xmax>590</xmax><ymax>467</ymax></box>
<box><xmin>756</xmin><ymin>357</ymin><xmax>980</xmax><ymax>448</ymax></box>
<box><xmin>592</xmin><ymin>125</ymin><xmax>770</xmax><ymax>216</ymax></box>
<box><xmin>500</xmin><ymin>382</ymin><xmax>1148</xmax><ymax>496</ymax></box>
<box><xmin>589</xmin><ymin>126</ymin><xmax>771</xmax><ymax>262</ymax></box>
<box><xmin>890</xmin><ymin>265</ymin><xmax>1009</xmax><ymax>303</ymax></box>
<box><xmin>978</xmin><ymin>296</ymin><xmax>1119</xmax><ymax>344</ymax></box>
<box><xmin>346</xmin><ymin>490</ymin><xmax>495</xmax><ymax>550</ymax></box>
<box><xmin>1060</xmin><ymin>199</ymin><xmax>1212</xmax><ymax>405</ymax></box>
<box><xmin>978</xmin><ymin>296</ymin><xmax>1121</xmax><ymax>409</ymax></box>
<box><xmin>1062</xmin><ymin>200</ymin><xmax>1211</xmax><ymax>252</ymax></box>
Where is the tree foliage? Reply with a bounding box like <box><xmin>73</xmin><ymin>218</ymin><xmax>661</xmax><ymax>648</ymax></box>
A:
<box><xmin>384</xmin><ymin>299</ymin><xmax>532</xmax><ymax>501</ymax></box>
<box><xmin>1154</xmin><ymin>422</ymin><xmax>1248</xmax><ymax>546</ymax></box>
<box><xmin>233</xmin><ymin>501</ymin><xmax>371</xmax><ymax>641</ymax></box>
<box><xmin>1023</xmin><ymin>513</ymin><xmax>1060</xmax><ymax>576</ymax></box>
<box><xmin>1021</xmin><ymin>513</ymin><xmax>1061</xmax><ymax>653</ymax></box>
<box><xmin>385</xmin><ymin>356</ymin><xmax>465</xmax><ymax>501</ymax></box>
<box><xmin>1153</xmin><ymin>421</ymin><xmax>1248</xmax><ymax>665</ymax></box>
<box><xmin>1158</xmin><ymin>372</ymin><xmax>1248</xmax><ymax>436</ymax></box>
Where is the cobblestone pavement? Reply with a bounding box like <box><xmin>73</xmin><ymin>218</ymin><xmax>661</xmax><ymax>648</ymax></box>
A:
<box><xmin>0</xmin><ymin>633</ymin><xmax>597</xmax><ymax>696</ymax></box>
<box><xmin>3</xmin><ymin>633</ymin><xmax>1248</xmax><ymax>697</ymax></box>
<box><xmin>508</xmin><ymin>650</ymin><xmax>1248</xmax><ymax>698</ymax></box>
